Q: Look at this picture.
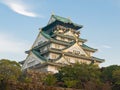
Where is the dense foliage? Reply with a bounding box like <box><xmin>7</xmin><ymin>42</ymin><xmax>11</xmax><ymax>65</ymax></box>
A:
<box><xmin>0</xmin><ymin>59</ymin><xmax>22</xmax><ymax>90</ymax></box>
<box><xmin>0</xmin><ymin>59</ymin><xmax>120</xmax><ymax>90</ymax></box>
<box><xmin>54</xmin><ymin>63</ymin><xmax>120</xmax><ymax>89</ymax></box>
<box><xmin>55</xmin><ymin>63</ymin><xmax>102</xmax><ymax>89</ymax></box>
<box><xmin>44</xmin><ymin>74</ymin><xmax>57</xmax><ymax>86</ymax></box>
<box><xmin>101</xmin><ymin>65</ymin><xmax>120</xmax><ymax>89</ymax></box>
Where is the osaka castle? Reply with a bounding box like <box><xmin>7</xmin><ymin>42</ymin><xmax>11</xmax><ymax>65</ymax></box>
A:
<box><xmin>21</xmin><ymin>14</ymin><xmax>105</xmax><ymax>73</ymax></box>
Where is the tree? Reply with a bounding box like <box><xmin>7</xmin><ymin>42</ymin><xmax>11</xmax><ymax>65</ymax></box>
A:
<box><xmin>101</xmin><ymin>65</ymin><xmax>120</xmax><ymax>90</ymax></box>
<box><xmin>64</xmin><ymin>80</ymin><xmax>77</xmax><ymax>88</ymax></box>
<box><xmin>44</xmin><ymin>74</ymin><xmax>57</xmax><ymax>86</ymax></box>
<box><xmin>113</xmin><ymin>69</ymin><xmax>120</xmax><ymax>84</ymax></box>
<box><xmin>0</xmin><ymin>59</ymin><xmax>21</xmax><ymax>90</ymax></box>
<box><xmin>56</xmin><ymin>63</ymin><xmax>102</xmax><ymax>89</ymax></box>
<box><xmin>101</xmin><ymin>65</ymin><xmax>120</xmax><ymax>82</ymax></box>
<box><xmin>0</xmin><ymin>59</ymin><xmax>21</xmax><ymax>81</ymax></box>
<box><xmin>112</xmin><ymin>69</ymin><xmax>120</xmax><ymax>89</ymax></box>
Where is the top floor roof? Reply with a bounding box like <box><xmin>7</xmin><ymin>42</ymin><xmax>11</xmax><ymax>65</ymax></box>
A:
<box><xmin>42</xmin><ymin>14</ymin><xmax>83</xmax><ymax>31</ymax></box>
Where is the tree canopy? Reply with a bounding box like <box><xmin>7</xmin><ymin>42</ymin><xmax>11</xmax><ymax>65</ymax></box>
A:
<box><xmin>55</xmin><ymin>63</ymin><xmax>102</xmax><ymax>89</ymax></box>
<box><xmin>0</xmin><ymin>59</ymin><xmax>21</xmax><ymax>81</ymax></box>
<box><xmin>0</xmin><ymin>59</ymin><xmax>120</xmax><ymax>90</ymax></box>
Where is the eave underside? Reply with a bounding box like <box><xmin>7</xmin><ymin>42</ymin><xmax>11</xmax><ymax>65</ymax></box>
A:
<box><xmin>32</xmin><ymin>48</ymin><xmax>104</xmax><ymax>63</ymax></box>
<box><xmin>33</xmin><ymin>31</ymin><xmax>96</xmax><ymax>52</ymax></box>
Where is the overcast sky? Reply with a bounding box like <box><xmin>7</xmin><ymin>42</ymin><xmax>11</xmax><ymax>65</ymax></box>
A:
<box><xmin>0</xmin><ymin>0</ymin><xmax>120</xmax><ymax>67</ymax></box>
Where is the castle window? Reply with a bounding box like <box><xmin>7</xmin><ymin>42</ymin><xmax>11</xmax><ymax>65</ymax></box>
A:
<box><xmin>73</xmin><ymin>50</ymin><xmax>80</xmax><ymax>55</ymax></box>
<box><xmin>52</xmin><ymin>54</ymin><xmax>57</xmax><ymax>59</ymax></box>
<box><xmin>61</xmin><ymin>37</ymin><xmax>64</xmax><ymax>41</ymax></box>
<box><xmin>65</xmin><ymin>57</ymin><xmax>70</xmax><ymax>62</ymax></box>
<box><xmin>75</xmin><ymin>58</ymin><xmax>79</xmax><ymax>61</ymax></box>
<box><xmin>55</xmin><ymin>44</ymin><xmax>60</xmax><ymax>49</ymax></box>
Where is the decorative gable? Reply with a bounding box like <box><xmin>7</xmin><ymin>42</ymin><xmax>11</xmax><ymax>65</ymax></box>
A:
<box><xmin>63</xmin><ymin>43</ymin><xmax>88</xmax><ymax>56</ymax></box>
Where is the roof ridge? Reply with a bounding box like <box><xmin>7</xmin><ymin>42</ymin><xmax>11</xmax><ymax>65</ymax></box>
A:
<box><xmin>52</xmin><ymin>14</ymin><xmax>72</xmax><ymax>23</ymax></box>
<box><xmin>82</xmin><ymin>44</ymin><xmax>98</xmax><ymax>52</ymax></box>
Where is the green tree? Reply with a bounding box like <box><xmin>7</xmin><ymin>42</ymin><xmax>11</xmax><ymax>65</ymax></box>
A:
<box><xmin>56</xmin><ymin>63</ymin><xmax>102</xmax><ymax>89</ymax></box>
<box><xmin>112</xmin><ymin>69</ymin><xmax>120</xmax><ymax>89</ymax></box>
<box><xmin>64</xmin><ymin>80</ymin><xmax>77</xmax><ymax>88</ymax></box>
<box><xmin>101</xmin><ymin>65</ymin><xmax>120</xmax><ymax>90</ymax></box>
<box><xmin>101</xmin><ymin>65</ymin><xmax>120</xmax><ymax>82</ymax></box>
<box><xmin>44</xmin><ymin>74</ymin><xmax>57</xmax><ymax>86</ymax></box>
<box><xmin>0</xmin><ymin>59</ymin><xmax>22</xmax><ymax>90</ymax></box>
<box><xmin>0</xmin><ymin>59</ymin><xmax>21</xmax><ymax>81</ymax></box>
<box><xmin>113</xmin><ymin>69</ymin><xmax>120</xmax><ymax>85</ymax></box>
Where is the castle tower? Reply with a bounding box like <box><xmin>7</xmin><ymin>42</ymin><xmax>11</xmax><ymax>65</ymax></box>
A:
<box><xmin>22</xmin><ymin>14</ymin><xmax>105</xmax><ymax>73</ymax></box>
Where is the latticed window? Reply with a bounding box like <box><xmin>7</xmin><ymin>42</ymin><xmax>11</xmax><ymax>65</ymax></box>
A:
<box><xmin>65</xmin><ymin>57</ymin><xmax>70</xmax><ymax>63</ymax></box>
<box><xmin>52</xmin><ymin>54</ymin><xmax>57</xmax><ymax>59</ymax></box>
<box><xmin>61</xmin><ymin>37</ymin><xmax>64</xmax><ymax>41</ymax></box>
<box><xmin>73</xmin><ymin>50</ymin><xmax>80</xmax><ymax>55</ymax></box>
<box><xmin>55</xmin><ymin>44</ymin><xmax>60</xmax><ymax>49</ymax></box>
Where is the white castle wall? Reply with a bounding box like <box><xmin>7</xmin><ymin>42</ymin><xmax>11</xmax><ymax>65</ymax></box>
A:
<box><xmin>32</xmin><ymin>32</ymin><xmax>48</xmax><ymax>48</ymax></box>
<box><xmin>50</xmin><ymin>43</ymin><xmax>65</xmax><ymax>49</ymax></box>
<box><xmin>56</xmin><ymin>56</ymin><xmax>91</xmax><ymax>65</ymax></box>
<box><xmin>22</xmin><ymin>52</ymin><xmax>44</xmax><ymax>70</ymax></box>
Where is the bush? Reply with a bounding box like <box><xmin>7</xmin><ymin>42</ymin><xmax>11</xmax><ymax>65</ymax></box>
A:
<box><xmin>64</xmin><ymin>80</ymin><xmax>77</xmax><ymax>88</ymax></box>
<box><xmin>44</xmin><ymin>74</ymin><xmax>57</xmax><ymax>86</ymax></box>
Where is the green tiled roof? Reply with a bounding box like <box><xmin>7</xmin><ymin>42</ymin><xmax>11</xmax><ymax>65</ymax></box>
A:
<box><xmin>39</xmin><ymin>31</ymin><xmax>95</xmax><ymax>52</ymax></box>
<box><xmin>52</xmin><ymin>15</ymin><xmax>72</xmax><ymax>24</ymax></box>
<box><xmin>52</xmin><ymin>14</ymin><xmax>82</xmax><ymax>28</ymax></box>
<box><xmin>78</xmin><ymin>38</ymin><xmax>87</xmax><ymax>42</ymax></box>
<box><xmin>19</xmin><ymin>60</ymin><xmax>25</xmax><ymax>65</ymax></box>
<box><xmin>53</xmin><ymin>33</ymin><xmax>87</xmax><ymax>43</ymax></box>
<box><xmin>63</xmin><ymin>52</ymin><xmax>104</xmax><ymax>63</ymax></box>
<box><xmin>32</xmin><ymin>47</ymin><xmax>104</xmax><ymax>63</ymax></box>
<box><xmin>49</xmin><ymin>50</ymin><xmax>104</xmax><ymax>63</ymax></box>
<box><xmin>41</xmin><ymin>31</ymin><xmax>51</xmax><ymax>39</ymax></box>
<box><xmin>33</xmin><ymin>41</ymin><xmax>50</xmax><ymax>50</ymax></box>
<box><xmin>32</xmin><ymin>50</ymin><xmax>47</xmax><ymax>61</ymax></box>
<box><xmin>91</xmin><ymin>57</ymin><xmax>105</xmax><ymax>62</ymax></box>
<box><xmin>50</xmin><ymin>39</ymin><xmax>71</xmax><ymax>46</ymax></box>
<box><xmin>82</xmin><ymin>44</ymin><xmax>97</xmax><ymax>52</ymax></box>
<box><xmin>42</xmin><ymin>14</ymin><xmax>83</xmax><ymax>31</ymax></box>
<box><xmin>34</xmin><ymin>62</ymin><xmax>65</xmax><ymax>68</ymax></box>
